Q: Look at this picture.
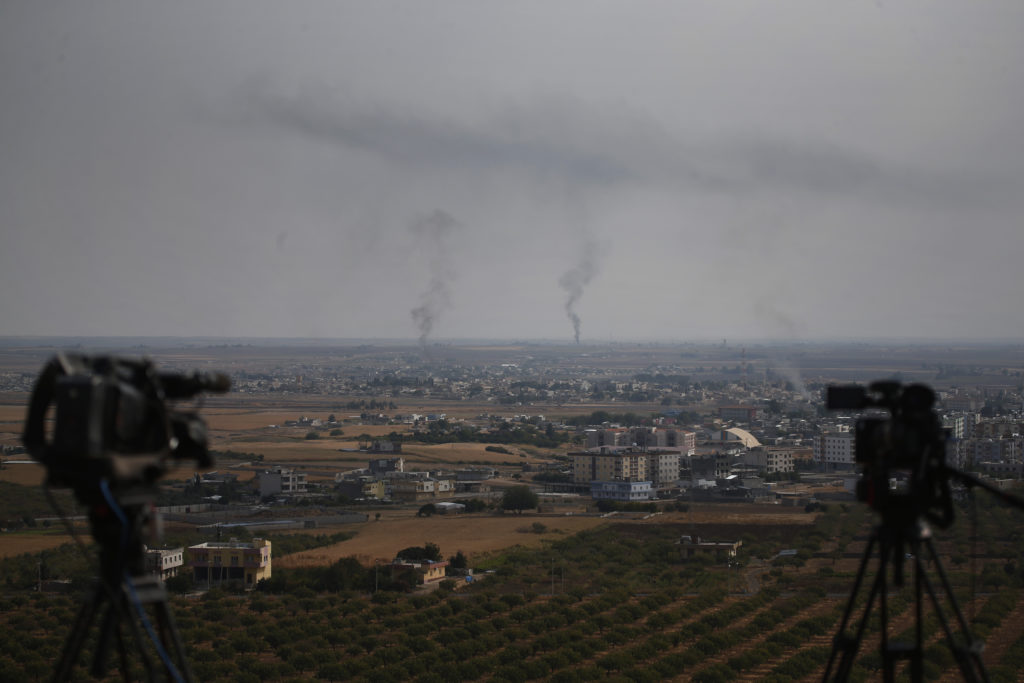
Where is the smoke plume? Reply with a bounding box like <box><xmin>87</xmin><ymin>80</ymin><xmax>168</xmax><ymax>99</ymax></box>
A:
<box><xmin>754</xmin><ymin>298</ymin><xmax>810</xmax><ymax>398</ymax></box>
<box><xmin>559</xmin><ymin>240</ymin><xmax>599</xmax><ymax>344</ymax></box>
<box><xmin>409</xmin><ymin>210</ymin><xmax>460</xmax><ymax>346</ymax></box>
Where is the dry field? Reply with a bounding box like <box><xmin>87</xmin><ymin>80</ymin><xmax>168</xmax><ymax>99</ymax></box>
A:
<box><xmin>0</xmin><ymin>529</ymin><xmax>87</xmax><ymax>559</ymax></box>
<box><xmin>275</xmin><ymin>506</ymin><xmax>818</xmax><ymax>569</ymax></box>
<box><xmin>277</xmin><ymin>513</ymin><xmax>608</xmax><ymax>568</ymax></box>
<box><xmin>0</xmin><ymin>504</ymin><xmax>817</xmax><ymax>565</ymax></box>
<box><xmin>0</xmin><ymin>462</ymin><xmax>45</xmax><ymax>487</ymax></box>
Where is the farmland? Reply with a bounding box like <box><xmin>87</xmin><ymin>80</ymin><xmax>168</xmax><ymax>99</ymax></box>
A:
<box><xmin>2</xmin><ymin>339</ymin><xmax>1024</xmax><ymax>679</ymax></box>
<box><xmin>4</xmin><ymin>504</ymin><xmax>1024</xmax><ymax>681</ymax></box>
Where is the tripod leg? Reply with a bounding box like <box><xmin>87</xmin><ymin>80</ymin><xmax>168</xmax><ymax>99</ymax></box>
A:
<box><xmin>53</xmin><ymin>585</ymin><xmax>105</xmax><ymax>682</ymax></box>
<box><xmin>879</xmin><ymin>535</ymin><xmax>894</xmax><ymax>683</ymax></box>
<box><xmin>911</xmin><ymin>544</ymin><xmax>924</xmax><ymax>683</ymax></box>
<box><xmin>919</xmin><ymin>537</ymin><xmax>988</xmax><ymax>683</ymax></box>
<box><xmin>825</xmin><ymin>530</ymin><xmax>890</xmax><ymax>683</ymax></box>
<box><xmin>153</xmin><ymin>599</ymin><xmax>196</xmax><ymax>683</ymax></box>
<box><xmin>92</xmin><ymin>601</ymin><xmax>119</xmax><ymax>678</ymax></box>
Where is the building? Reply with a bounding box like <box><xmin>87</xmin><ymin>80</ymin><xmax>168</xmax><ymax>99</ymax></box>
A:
<box><xmin>585</xmin><ymin>427</ymin><xmax>695</xmax><ymax>453</ymax></box>
<box><xmin>390</xmin><ymin>559</ymin><xmax>449</xmax><ymax>584</ymax></box>
<box><xmin>677</xmin><ymin>535</ymin><xmax>742</xmax><ymax>561</ymax></box>
<box><xmin>258</xmin><ymin>466</ymin><xmax>307</xmax><ymax>498</ymax></box>
<box><xmin>388</xmin><ymin>474</ymin><xmax>455</xmax><ymax>502</ymax></box>
<box><xmin>709</xmin><ymin>427</ymin><xmax>761</xmax><ymax>449</ymax></box>
<box><xmin>647</xmin><ymin>450</ymin><xmax>682</xmax><ymax>486</ymax></box>
<box><xmin>391</xmin><ymin>477</ymin><xmax>435</xmax><ymax>501</ymax></box>
<box><xmin>719</xmin><ymin>405</ymin><xmax>759</xmax><ymax>423</ymax></box>
<box><xmin>145</xmin><ymin>547</ymin><xmax>184</xmax><ymax>580</ymax></box>
<box><xmin>743</xmin><ymin>447</ymin><xmax>795</xmax><ymax>474</ymax></box>
<box><xmin>973</xmin><ymin>420</ymin><xmax>1024</xmax><ymax>439</ymax></box>
<box><xmin>369</xmin><ymin>455</ymin><xmax>404</xmax><ymax>475</ymax></box>
<box><xmin>971</xmin><ymin>437</ymin><xmax>1020</xmax><ymax>464</ymax></box>
<box><xmin>688</xmin><ymin>451</ymin><xmax>740</xmax><ymax>483</ymax></box>
<box><xmin>943</xmin><ymin>393</ymin><xmax>982</xmax><ymax>412</ymax></box>
<box><xmin>188</xmin><ymin>538</ymin><xmax>272</xmax><ymax>589</ymax></box>
<box><xmin>590</xmin><ymin>480</ymin><xmax>653</xmax><ymax>501</ymax></box>
<box><xmin>941</xmin><ymin>414</ymin><xmax>965</xmax><ymax>440</ymax></box>
<box><xmin>584</xmin><ymin>428</ymin><xmax>629</xmax><ymax>449</ymax></box>
<box><xmin>571</xmin><ymin>448</ymin><xmax>648</xmax><ymax>484</ymax></box>
<box><xmin>814</xmin><ymin>427</ymin><xmax>856</xmax><ymax>471</ymax></box>
<box><xmin>336</xmin><ymin>477</ymin><xmax>387</xmax><ymax>500</ymax></box>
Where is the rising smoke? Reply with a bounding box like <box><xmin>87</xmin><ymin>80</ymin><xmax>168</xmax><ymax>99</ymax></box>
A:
<box><xmin>558</xmin><ymin>239</ymin><xmax>599</xmax><ymax>344</ymax></box>
<box><xmin>754</xmin><ymin>298</ymin><xmax>810</xmax><ymax>398</ymax></box>
<box><xmin>409</xmin><ymin>210</ymin><xmax>460</xmax><ymax>346</ymax></box>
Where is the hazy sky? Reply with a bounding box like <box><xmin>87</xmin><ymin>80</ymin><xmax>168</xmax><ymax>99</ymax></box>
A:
<box><xmin>2</xmin><ymin>1</ymin><xmax>1022</xmax><ymax>342</ymax></box>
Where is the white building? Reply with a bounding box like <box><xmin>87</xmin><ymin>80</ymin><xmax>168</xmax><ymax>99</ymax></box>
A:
<box><xmin>145</xmin><ymin>547</ymin><xmax>185</xmax><ymax>580</ymax></box>
<box><xmin>647</xmin><ymin>450</ymin><xmax>682</xmax><ymax>486</ymax></box>
<box><xmin>590</xmin><ymin>480</ymin><xmax>653</xmax><ymax>501</ymax></box>
<box><xmin>941</xmin><ymin>414</ymin><xmax>965</xmax><ymax>440</ymax></box>
<box><xmin>814</xmin><ymin>427</ymin><xmax>856</xmax><ymax>470</ymax></box>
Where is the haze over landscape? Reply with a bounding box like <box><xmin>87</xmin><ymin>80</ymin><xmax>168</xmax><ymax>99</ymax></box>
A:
<box><xmin>2</xmin><ymin>1</ymin><xmax>1023</xmax><ymax>343</ymax></box>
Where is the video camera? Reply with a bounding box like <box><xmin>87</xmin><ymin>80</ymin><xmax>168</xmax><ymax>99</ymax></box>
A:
<box><xmin>21</xmin><ymin>353</ymin><xmax>228</xmax><ymax>682</ymax></box>
<box><xmin>23</xmin><ymin>353</ymin><xmax>229</xmax><ymax>500</ymax></box>
<box><xmin>826</xmin><ymin>381</ymin><xmax>953</xmax><ymax>529</ymax></box>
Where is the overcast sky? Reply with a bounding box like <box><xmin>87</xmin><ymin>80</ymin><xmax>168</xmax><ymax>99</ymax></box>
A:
<box><xmin>2</xmin><ymin>1</ymin><xmax>1022</xmax><ymax>343</ymax></box>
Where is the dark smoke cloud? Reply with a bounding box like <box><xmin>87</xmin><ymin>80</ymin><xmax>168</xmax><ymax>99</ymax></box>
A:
<box><xmin>559</xmin><ymin>239</ymin><xmax>599</xmax><ymax>344</ymax></box>
<box><xmin>409</xmin><ymin>210</ymin><xmax>460</xmax><ymax>345</ymax></box>
<box><xmin>252</xmin><ymin>87</ymin><xmax>1002</xmax><ymax>209</ymax></box>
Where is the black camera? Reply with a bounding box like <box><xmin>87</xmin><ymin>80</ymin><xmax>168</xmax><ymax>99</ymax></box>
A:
<box><xmin>826</xmin><ymin>381</ymin><xmax>953</xmax><ymax>529</ymax></box>
<box><xmin>23</xmin><ymin>353</ymin><xmax>229</xmax><ymax>499</ymax></box>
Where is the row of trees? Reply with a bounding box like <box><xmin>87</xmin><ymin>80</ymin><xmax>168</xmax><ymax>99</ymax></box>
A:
<box><xmin>416</xmin><ymin>488</ymin><xmax>539</xmax><ymax>518</ymax></box>
<box><xmin>6</xmin><ymin>498</ymin><xmax>1024</xmax><ymax>680</ymax></box>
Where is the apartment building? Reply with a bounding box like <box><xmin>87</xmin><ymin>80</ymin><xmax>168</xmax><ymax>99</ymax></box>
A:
<box><xmin>814</xmin><ymin>427</ymin><xmax>856</xmax><ymax>470</ymax></box>
<box><xmin>719</xmin><ymin>405</ymin><xmax>759</xmax><ymax>423</ymax></box>
<box><xmin>743</xmin><ymin>447</ymin><xmax>795</xmax><ymax>474</ymax></box>
<box><xmin>571</xmin><ymin>449</ymin><xmax>648</xmax><ymax>484</ymax></box>
<box><xmin>585</xmin><ymin>427</ymin><xmax>695</xmax><ymax>453</ymax></box>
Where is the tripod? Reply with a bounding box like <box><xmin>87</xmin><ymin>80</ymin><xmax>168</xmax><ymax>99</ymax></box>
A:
<box><xmin>54</xmin><ymin>570</ymin><xmax>193</xmax><ymax>682</ymax></box>
<box><xmin>52</xmin><ymin>483</ymin><xmax>194</xmax><ymax>682</ymax></box>
<box><xmin>823</xmin><ymin>516</ymin><xmax>986</xmax><ymax>683</ymax></box>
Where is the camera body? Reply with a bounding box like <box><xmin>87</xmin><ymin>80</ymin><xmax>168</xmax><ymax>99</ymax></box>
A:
<box><xmin>826</xmin><ymin>381</ymin><xmax>953</xmax><ymax>528</ymax></box>
<box><xmin>23</xmin><ymin>354</ymin><xmax>229</xmax><ymax>498</ymax></box>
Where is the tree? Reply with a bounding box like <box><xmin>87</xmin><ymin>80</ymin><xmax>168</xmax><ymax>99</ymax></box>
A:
<box><xmin>449</xmin><ymin>550</ymin><xmax>468</xmax><ymax>569</ymax></box>
<box><xmin>397</xmin><ymin>543</ymin><xmax>442</xmax><ymax>562</ymax></box>
<box><xmin>417</xmin><ymin>503</ymin><xmax>437</xmax><ymax>517</ymax></box>
<box><xmin>501</xmin><ymin>486</ymin><xmax>539</xmax><ymax>515</ymax></box>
